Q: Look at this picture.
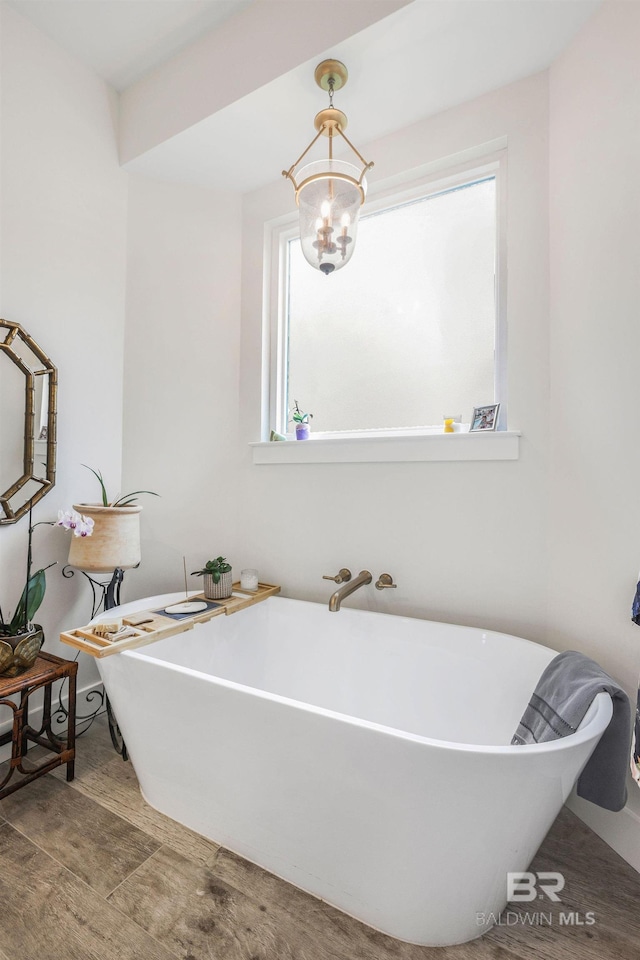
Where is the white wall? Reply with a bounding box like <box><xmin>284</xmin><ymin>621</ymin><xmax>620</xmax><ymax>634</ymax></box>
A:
<box><xmin>0</xmin><ymin>4</ymin><xmax>128</xmax><ymax>696</ymax></box>
<box><xmin>121</xmin><ymin>174</ymin><xmax>242</xmax><ymax>600</ymax></box>
<box><xmin>548</xmin><ymin>0</ymin><xmax>640</xmax><ymax>860</ymax></box>
<box><xmin>238</xmin><ymin>72</ymin><xmax>550</xmax><ymax>642</ymax></box>
<box><xmin>0</xmin><ymin>5</ymin><xmax>242</xmax><ymax>726</ymax></box>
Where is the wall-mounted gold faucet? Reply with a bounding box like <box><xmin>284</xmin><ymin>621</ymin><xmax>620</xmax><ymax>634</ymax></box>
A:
<box><xmin>327</xmin><ymin>570</ymin><xmax>372</xmax><ymax>612</ymax></box>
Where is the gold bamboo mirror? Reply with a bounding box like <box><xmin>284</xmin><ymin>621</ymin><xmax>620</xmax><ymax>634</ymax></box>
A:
<box><xmin>0</xmin><ymin>320</ymin><xmax>57</xmax><ymax>524</ymax></box>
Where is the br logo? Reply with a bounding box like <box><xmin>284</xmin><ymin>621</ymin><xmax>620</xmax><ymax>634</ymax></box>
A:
<box><xmin>507</xmin><ymin>872</ymin><xmax>565</xmax><ymax>902</ymax></box>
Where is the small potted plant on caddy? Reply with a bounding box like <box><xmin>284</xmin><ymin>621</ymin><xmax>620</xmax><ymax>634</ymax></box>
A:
<box><xmin>291</xmin><ymin>400</ymin><xmax>313</xmax><ymax>440</ymax></box>
<box><xmin>192</xmin><ymin>557</ymin><xmax>233</xmax><ymax>601</ymax></box>
<box><xmin>0</xmin><ymin>507</ymin><xmax>94</xmax><ymax>677</ymax></box>
<box><xmin>68</xmin><ymin>466</ymin><xmax>159</xmax><ymax>573</ymax></box>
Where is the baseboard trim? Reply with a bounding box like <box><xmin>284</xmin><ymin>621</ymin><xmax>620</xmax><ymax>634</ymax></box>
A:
<box><xmin>567</xmin><ymin>792</ymin><xmax>640</xmax><ymax>874</ymax></box>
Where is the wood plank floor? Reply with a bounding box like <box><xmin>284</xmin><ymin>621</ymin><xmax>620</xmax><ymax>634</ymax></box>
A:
<box><xmin>1</xmin><ymin>715</ymin><xmax>639</xmax><ymax>960</ymax></box>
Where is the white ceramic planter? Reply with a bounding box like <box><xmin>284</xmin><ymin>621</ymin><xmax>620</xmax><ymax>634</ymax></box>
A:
<box><xmin>68</xmin><ymin>503</ymin><xmax>142</xmax><ymax>572</ymax></box>
<box><xmin>203</xmin><ymin>570</ymin><xmax>233</xmax><ymax>600</ymax></box>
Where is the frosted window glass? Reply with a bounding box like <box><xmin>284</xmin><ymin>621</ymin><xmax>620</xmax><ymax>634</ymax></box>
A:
<box><xmin>287</xmin><ymin>177</ymin><xmax>496</xmax><ymax>432</ymax></box>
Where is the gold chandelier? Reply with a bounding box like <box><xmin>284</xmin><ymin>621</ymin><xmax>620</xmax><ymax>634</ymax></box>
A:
<box><xmin>282</xmin><ymin>59</ymin><xmax>374</xmax><ymax>275</ymax></box>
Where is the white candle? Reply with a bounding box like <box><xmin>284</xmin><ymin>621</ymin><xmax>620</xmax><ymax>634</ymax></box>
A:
<box><xmin>240</xmin><ymin>568</ymin><xmax>259</xmax><ymax>591</ymax></box>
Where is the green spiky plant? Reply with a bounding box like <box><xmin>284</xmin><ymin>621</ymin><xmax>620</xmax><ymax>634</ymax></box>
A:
<box><xmin>82</xmin><ymin>465</ymin><xmax>159</xmax><ymax>507</ymax></box>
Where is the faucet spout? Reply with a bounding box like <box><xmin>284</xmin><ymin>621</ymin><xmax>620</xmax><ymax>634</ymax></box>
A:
<box><xmin>329</xmin><ymin>570</ymin><xmax>372</xmax><ymax>612</ymax></box>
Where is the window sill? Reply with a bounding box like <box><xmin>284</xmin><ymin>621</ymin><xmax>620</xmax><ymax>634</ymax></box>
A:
<box><xmin>251</xmin><ymin>431</ymin><xmax>520</xmax><ymax>465</ymax></box>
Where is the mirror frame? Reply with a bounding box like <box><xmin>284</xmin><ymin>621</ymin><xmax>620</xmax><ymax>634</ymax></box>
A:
<box><xmin>0</xmin><ymin>319</ymin><xmax>57</xmax><ymax>524</ymax></box>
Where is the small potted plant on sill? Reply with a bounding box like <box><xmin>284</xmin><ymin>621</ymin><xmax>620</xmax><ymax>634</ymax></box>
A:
<box><xmin>291</xmin><ymin>401</ymin><xmax>313</xmax><ymax>440</ymax></box>
<box><xmin>192</xmin><ymin>557</ymin><xmax>233</xmax><ymax>600</ymax></box>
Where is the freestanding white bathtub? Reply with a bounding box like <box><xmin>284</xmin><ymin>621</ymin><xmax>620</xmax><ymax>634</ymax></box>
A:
<box><xmin>94</xmin><ymin>593</ymin><xmax>612</xmax><ymax>947</ymax></box>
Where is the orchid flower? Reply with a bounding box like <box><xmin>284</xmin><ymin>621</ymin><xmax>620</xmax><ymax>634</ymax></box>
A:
<box><xmin>75</xmin><ymin>516</ymin><xmax>95</xmax><ymax>537</ymax></box>
<box><xmin>57</xmin><ymin>509</ymin><xmax>95</xmax><ymax>537</ymax></box>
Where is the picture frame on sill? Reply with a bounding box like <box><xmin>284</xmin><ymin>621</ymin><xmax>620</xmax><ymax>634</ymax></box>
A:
<box><xmin>470</xmin><ymin>403</ymin><xmax>500</xmax><ymax>432</ymax></box>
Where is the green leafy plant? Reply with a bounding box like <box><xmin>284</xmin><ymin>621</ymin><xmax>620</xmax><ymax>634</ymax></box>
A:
<box><xmin>191</xmin><ymin>557</ymin><xmax>232</xmax><ymax>584</ymax></box>
<box><xmin>290</xmin><ymin>400</ymin><xmax>313</xmax><ymax>424</ymax></box>
<box><xmin>0</xmin><ymin>514</ymin><xmax>55</xmax><ymax>636</ymax></box>
<box><xmin>82</xmin><ymin>465</ymin><xmax>159</xmax><ymax>507</ymax></box>
<box><xmin>1</xmin><ymin>507</ymin><xmax>95</xmax><ymax>638</ymax></box>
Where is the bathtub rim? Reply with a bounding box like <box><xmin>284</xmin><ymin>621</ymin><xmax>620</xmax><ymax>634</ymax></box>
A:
<box><xmin>95</xmin><ymin>592</ymin><xmax>614</xmax><ymax>757</ymax></box>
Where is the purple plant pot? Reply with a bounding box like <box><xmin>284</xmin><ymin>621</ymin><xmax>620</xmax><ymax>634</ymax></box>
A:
<box><xmin>295</xmin><ymin>422</ymin><xmax>310</xmax><ymax>441</ymax></box>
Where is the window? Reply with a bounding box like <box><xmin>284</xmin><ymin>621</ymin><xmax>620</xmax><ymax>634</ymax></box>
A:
<box><xmin>267</xmin><ymin>157</ymin><xmax>506</xmax><ymax>441</ymax></box>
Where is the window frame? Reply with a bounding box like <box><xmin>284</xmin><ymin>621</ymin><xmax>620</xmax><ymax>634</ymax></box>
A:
<box><xmin>264</xmin><ymin>147</ymin><xmax>508</xmax><ymax>446</ymax></box>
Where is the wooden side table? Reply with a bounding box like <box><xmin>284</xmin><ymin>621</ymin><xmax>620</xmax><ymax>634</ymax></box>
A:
<box><xmin>0</xmin><ymin>651</ymin><xmax>77</xmax><ymax>799</ymax></box>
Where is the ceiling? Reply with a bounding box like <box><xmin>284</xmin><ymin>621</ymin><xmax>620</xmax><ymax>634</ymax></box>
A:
<box><xmin>8</xmin><ymin>0</ymin><xmax>253</xmax><ymax>90</ymax></box>
<box><xmin>8</xmin><ymin>0</ymin><xmax>602</xmax><ymax>193</ymax></box>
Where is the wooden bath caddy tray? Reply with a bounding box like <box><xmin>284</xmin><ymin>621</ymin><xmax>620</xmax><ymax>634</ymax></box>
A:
<box><xmin>59</xmin><ymin>581</ymin><xmax>281</xmax><ymax>659</ymax></box>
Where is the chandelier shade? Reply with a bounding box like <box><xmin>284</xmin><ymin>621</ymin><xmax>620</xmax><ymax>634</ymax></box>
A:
<box><xmin>282</xmin><ymin>60</ymin><xmax>373</xmax><ymax>275</ymax></box>
<box><xmin>296</xmin><ymin>159</ymin><xmax>367</xmax><ymax>274</ymax></box>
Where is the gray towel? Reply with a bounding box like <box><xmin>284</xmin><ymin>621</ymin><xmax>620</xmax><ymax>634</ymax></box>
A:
<box><xmin>512</xmin><ymin>650</ymin><xmax>631</xmax><ymax>812</ymax></box>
